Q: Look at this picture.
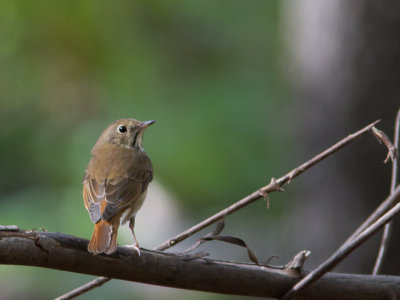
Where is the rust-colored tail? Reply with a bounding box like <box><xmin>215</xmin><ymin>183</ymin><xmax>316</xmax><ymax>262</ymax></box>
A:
<box><xmin>88</xmin><ymin>219</ymin><xmax>119</xmax><ymax>255</ymax></box>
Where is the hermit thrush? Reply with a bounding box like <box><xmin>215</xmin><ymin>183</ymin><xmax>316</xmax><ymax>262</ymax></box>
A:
<box><xmin>83</xmin><ymin>118</ymin><xmax>155</xmax><ymax>255</ymax></box>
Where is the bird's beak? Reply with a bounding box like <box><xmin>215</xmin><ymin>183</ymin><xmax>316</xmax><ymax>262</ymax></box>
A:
<box><xmin>139</xmin><ymin>120</ymin><xmax>156</xmax><ymax>131</ymax></box>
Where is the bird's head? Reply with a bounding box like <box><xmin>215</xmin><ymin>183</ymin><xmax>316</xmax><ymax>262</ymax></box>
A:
<box><xmin>94</xmin><ymin>118</ymin><xmax>155</xmax><ymax>151</ymax></box>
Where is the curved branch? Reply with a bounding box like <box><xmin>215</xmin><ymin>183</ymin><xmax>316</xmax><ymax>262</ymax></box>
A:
<box><xmin>0</xmin><ymin>229</ymin><xmax>399</xmax><ymax>299</ymax></box>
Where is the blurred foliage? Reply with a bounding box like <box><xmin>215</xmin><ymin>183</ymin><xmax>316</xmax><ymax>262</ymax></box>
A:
<box><xmin>0</xmin><ymin>1</ymin><xmax>290</xmax><ymax>299</ymax></box>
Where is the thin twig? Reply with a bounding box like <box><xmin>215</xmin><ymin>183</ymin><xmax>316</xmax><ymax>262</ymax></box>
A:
<box><xmin>373</xmin><ymin>109</ymin><xmax>400</xmax><ymax>275</ymax></box>
<box><xmin>280</xmin><ymin>186</ymin><xmax>400</xmax><ymax>300</ymax></box>
<box><xmin>55</xmin><ymin>277</ymin><xmax>111</xmax><ymax>300</ymax></box>
<box><xmin>342</xmin><ymin>128</ymin><xmax>400</xmax><ymax>247</ymax></box>
<box><xmin>155</xmin><ymin>120</ymin><xmax>380</xmax><ymax>251</ymax></box>
<box><xmin>373</xmin><ymin>218</ymin><xmax>392</xmax><ymax>273</ymax></box>
<box><xmin>341</xmin><ymin>182</ymin><xmax>400</xmax><ymax>253</ymax></box>
<box><xmin>57</xmin><ymin>120</ymin><xmax>379</xmax><ymax>299</ymax></box>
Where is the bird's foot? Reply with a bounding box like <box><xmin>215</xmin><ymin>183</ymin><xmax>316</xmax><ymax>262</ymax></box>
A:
<box><xmin>126</xmin><ymin>243</ymin><xmax>141</xmax><ymax>256</ymax></box>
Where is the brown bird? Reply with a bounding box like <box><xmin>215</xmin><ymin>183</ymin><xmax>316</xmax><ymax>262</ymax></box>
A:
<box><xmin>83</xmin><ymin>118</ymin><xmax>155</xmax><ymax>255</ymax></box>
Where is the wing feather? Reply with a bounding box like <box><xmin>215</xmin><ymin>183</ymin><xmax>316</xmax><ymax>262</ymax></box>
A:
<box><xmin>83</xmin><ymin>174</ymin><xmax>102</xmax><ymax>223</ymax></box>
<box><xmin>83</xmin><ymin>167</ymin><xmax>153</xmax><ymax>222</ymax></box>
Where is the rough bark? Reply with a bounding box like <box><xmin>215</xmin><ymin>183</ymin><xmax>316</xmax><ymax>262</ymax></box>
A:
<box><xmin>0</xmin><ymin>229</ymin><xmax>399</xmax><ymax>299</ymax></box>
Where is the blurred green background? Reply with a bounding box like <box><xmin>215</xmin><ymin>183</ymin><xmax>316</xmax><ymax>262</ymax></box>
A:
<box><xmin>4</xmin><ymin>1</ymin><xmax>399</xmax><ymax>299</ymax></box>
<box><xmin>0</xmin><ymin>1</ymin><xmax>290</xmax><ymax>299</ymax></box>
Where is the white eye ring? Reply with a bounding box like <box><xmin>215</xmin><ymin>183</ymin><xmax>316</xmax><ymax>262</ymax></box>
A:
<box><xmin>118</xmin><ymin>125</ymin><xmax>127</xmax><ymax>134</ymax></box>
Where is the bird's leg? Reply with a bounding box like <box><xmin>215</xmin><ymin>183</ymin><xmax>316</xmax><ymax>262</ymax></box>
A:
<box><xmin>127</xmin><ymin>217</ymin><xmax>140</xmax><ymax>256</ymax></box>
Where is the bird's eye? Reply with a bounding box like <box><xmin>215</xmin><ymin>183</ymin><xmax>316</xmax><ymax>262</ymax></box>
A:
<box><xmin>118</xmin><ymin>125</ymin><xmax>127</xmax><ymax>134</ymax></box>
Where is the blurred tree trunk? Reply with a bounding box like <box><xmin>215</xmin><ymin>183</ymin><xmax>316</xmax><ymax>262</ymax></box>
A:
<box><xmin>282</xmin><ymin>0</ymin><xmax>400</xmax><ymax>273</ymax></box>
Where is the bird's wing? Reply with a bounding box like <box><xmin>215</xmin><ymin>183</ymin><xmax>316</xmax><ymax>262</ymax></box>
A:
<box><xmin>83</xmin><ymin>168</ymin><xmax>153</xmax><ymax>223</ymax></box>
<box><xmin>83</xmin><ymin>171</ymin><xmax>104</xmax><ymax>223</ymax></box>
<box><xmin>102</xmin><ymin>169</ymin><xmax>152</xmax><ymax>220</ymax></box>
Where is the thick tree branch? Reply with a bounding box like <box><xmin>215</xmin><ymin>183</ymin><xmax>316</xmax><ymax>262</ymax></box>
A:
<box><xmin>0</xmin><ymin>229</ymin><xmax>399</xmax><ymax>300</ymax></box>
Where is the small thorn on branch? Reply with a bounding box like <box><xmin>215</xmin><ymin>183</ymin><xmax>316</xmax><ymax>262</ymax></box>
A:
<box><xmin>287</xmin><ymin>171</ymin><xmax>295</xmax><ymax>184</ymax></box>
<box><xmin>372</xmin><ymin>127</ymin><xmax>398</xmax><ymax>163</ymax></box>
<box><xmin>269</xmin><ymin>177</ymin><xmax>285</xmax><ymax>192</ymax></box>
<box><xmin>285</xmin><ymin>250</ymin><xmax>311</xmax><ymax>276</ymax></box>
<box><xmin>258</xmin><ymin>191</ymin><xmax>270</xmax><ymax>208</ymax></box>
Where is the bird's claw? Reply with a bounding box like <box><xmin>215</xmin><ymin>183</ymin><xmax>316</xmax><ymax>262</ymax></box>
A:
<box><xmin>126</xmin><ymin>243</ymin><xmax>141</xmax><ymax>256</ymax></box>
